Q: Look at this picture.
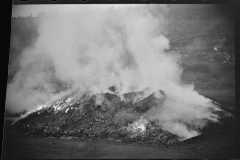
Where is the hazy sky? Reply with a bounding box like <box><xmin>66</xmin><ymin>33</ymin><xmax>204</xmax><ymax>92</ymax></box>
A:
<box><xmin>12</xmin><ymin>4</ymin><xmax>137</xmax><ymax>17</ymax></box>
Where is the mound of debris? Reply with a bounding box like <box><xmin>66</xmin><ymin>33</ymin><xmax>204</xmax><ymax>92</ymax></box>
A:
<box><xmin>10</xmin><ymin>90</ymin><xmax>180</xmax><ymax>145</ymax></box>
<box><xmin>10</xmin><ymin>89</ymin><xmax>232</xmax><ymax>146</ymax></box>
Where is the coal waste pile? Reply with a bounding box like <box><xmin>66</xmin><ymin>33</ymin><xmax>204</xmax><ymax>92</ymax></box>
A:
<box><xmin>10</xmin><ymin>89</ymin><xmax>232</xmax><ymax>146</ymax></box>
<box><xmin>11</xmin><ymin>90</ymin><xmax>181</xmax><ymax>145</ymax></box>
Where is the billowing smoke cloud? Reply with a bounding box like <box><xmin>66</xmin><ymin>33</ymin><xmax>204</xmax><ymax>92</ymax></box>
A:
<box><xmin>6</xmin><ymin>4</ymin><xmax>219</xmax><ymax>139</ymax></box>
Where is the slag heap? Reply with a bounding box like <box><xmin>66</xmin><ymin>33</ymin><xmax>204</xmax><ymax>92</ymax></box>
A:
<box><xmin>12</xmin><ymin>87</ymin><xmax>231</xmax><ymax>145</ymax></box>
<box><xmin>12</xmin><ymin>89</ymin><xmax>182</xmax><ymax>144</ymax></box>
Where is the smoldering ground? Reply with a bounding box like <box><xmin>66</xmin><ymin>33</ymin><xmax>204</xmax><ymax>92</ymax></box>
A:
<box><xmin>6</xmin><ymin>4</ymin><xmax>222</xmax><ymax>140</ymax></box>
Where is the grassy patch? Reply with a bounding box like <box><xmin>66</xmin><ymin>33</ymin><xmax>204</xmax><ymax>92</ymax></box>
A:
<box><xmin>180</xmin><ymin>54</ymin><xmax>235</xmax><ymax>109</ymax></box>
<box><xmin>197</xmin><ymin>89</ymin><xmax>235</xmax><ymax>109</ymax></box>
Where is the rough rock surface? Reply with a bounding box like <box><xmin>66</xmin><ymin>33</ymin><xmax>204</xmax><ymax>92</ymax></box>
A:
<box><xmin>11</xmin><ymin>90</ymin><xmax>180</xmax><ymax>145</ymax></box>
<box><xmin>11</xmin><ymin>90</ymin><xmax>232</xmax><ymax>146</ymax></box>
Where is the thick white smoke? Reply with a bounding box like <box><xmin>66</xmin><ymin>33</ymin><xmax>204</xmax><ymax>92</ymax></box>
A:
<box><xmin>6</xmin><ymin>4</ymin><xmax>219</xmax><ymax>139</ymax></box>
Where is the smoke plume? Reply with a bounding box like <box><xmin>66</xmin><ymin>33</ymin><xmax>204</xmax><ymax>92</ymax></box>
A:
<box><xmin>7</xmin><ymin>4</ymin><xmax>219</xmax><ymax>139</ymax></box>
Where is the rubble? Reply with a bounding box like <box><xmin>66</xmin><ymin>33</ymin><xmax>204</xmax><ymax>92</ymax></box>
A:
<box><xmin>10</xmin><ymin>88</ymin><xmax>232</xmax><ymax>147</ymax></box>
<box><xmin>11</xmin><ymin>90</ymin><xmax>180</xmax><ymax>145</ymax></box>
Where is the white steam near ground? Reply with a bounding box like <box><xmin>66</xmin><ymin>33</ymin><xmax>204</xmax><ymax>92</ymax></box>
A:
<box><xmin>7</xmin><ymin>4</ymin><xmax>220</xmax><ymax>140</ymax></box>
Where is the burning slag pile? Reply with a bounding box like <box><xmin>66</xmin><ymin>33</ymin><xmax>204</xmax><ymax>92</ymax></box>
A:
<box><xmin>11</xmin><ymin>88</ymin><xmax>228</xmax><ymax>145</ymax></box>
<box><xmin>7</xmin><ymin>5</ymin><xmax>232</xmax><ymax>146</ymax></box>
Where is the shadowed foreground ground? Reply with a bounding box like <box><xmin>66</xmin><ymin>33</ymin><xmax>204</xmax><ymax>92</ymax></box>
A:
<box><xmin>2</xmin><ymin>119</ymin><xmax>237</xmax><ymax>159</ymax></box>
